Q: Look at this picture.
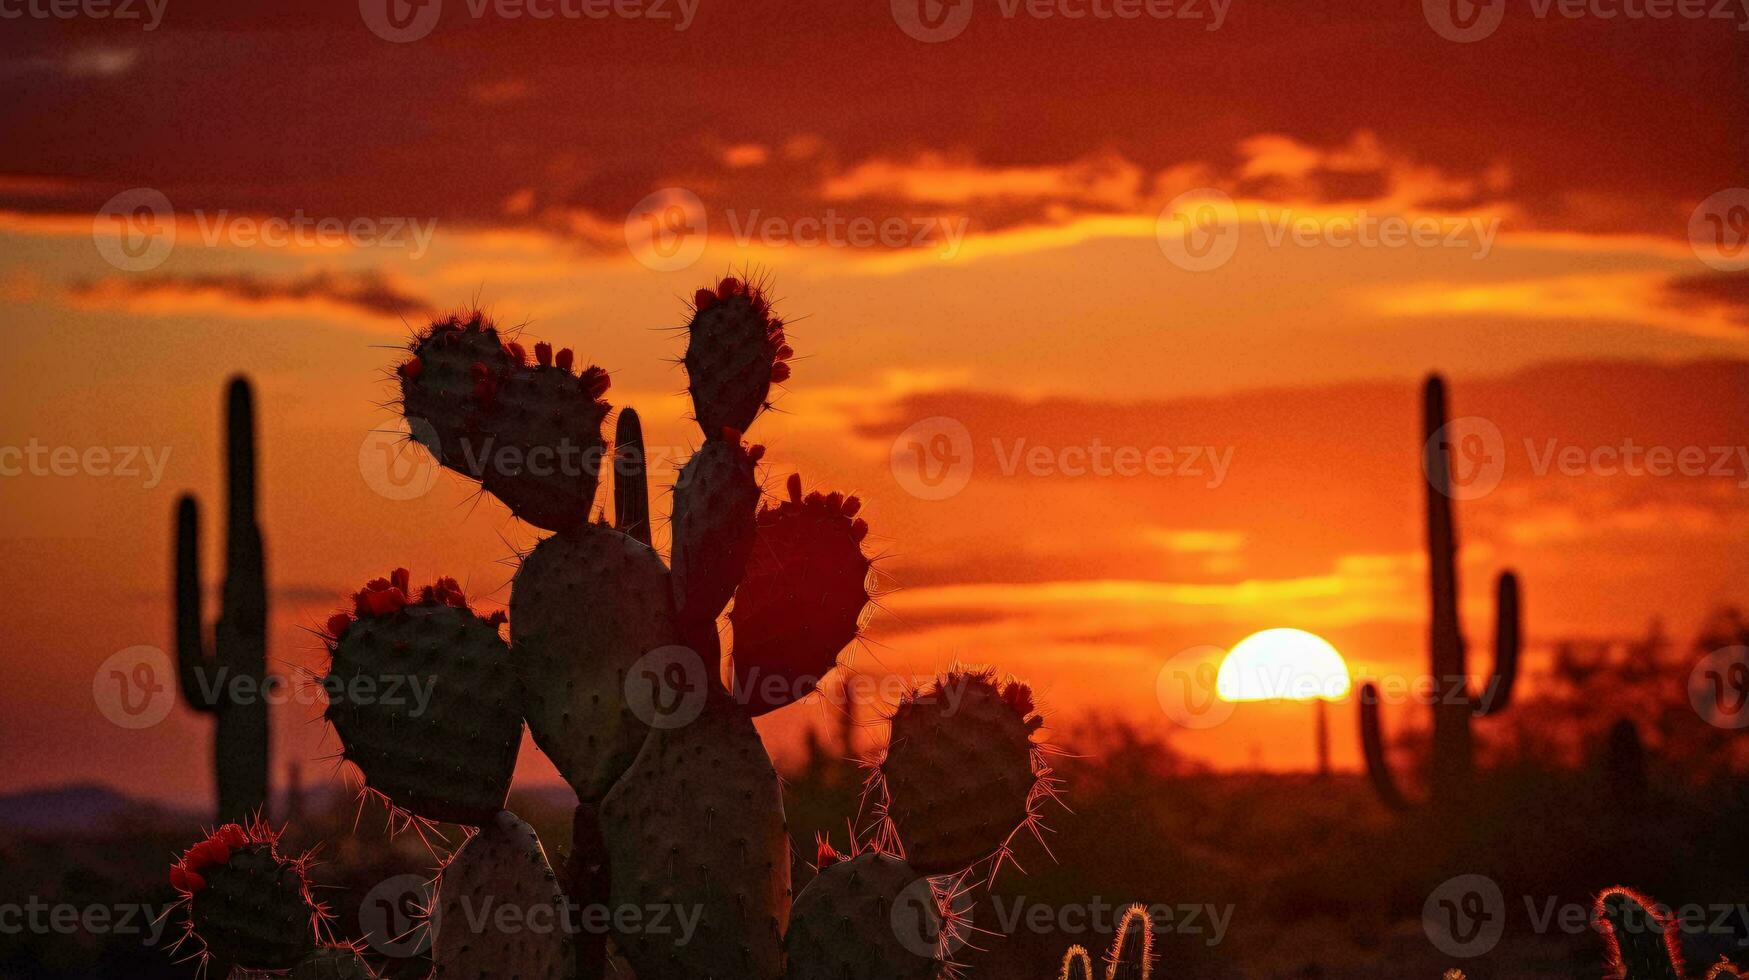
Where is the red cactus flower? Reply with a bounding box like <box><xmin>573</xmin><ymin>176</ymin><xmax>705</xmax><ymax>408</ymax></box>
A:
<box><xmin>505</xmin><ymin>342</ymin><xmax>528</xmax><ymax>366</ymax></box>
<box><xmin>325</xmin><ymin>613</ymin><xmax>352</xmax><ymax>638</ymax></box>
<box><xmin>770</xmin><ymin>362</ymin><xmax>791</xmax><ymax>384</ymax></box>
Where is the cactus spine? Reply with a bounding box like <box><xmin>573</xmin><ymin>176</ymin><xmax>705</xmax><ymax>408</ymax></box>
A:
<box><xmin>175</xmin><ymin>376</ymin><xmax>271</xmax><ymax>823</ymax></box>
<box><xmin>1359</xmin><ymin>374</ymin><xmax>1521</xmax><ymax>809</ymax></box>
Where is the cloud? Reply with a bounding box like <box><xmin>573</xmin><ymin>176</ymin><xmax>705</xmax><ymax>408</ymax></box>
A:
<box><xmin>820</xmin><ymin>151</ymin><xmax>1146</xmax><ymax>209</ymax></box>
<box><xmin>1369</xmin><ymin>271</ymin><xmax>1749</xmax><ymax>341</ymax></box>
<box><xmin>66</xmin><ymin>269</ymin><xmax>431</xmax><ymax>321</ymax></box>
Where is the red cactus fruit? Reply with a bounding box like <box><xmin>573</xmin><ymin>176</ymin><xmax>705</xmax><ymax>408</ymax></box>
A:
<box><xmin>505</xmin><ymin>341</ymin><xmax>528</xmax><ymax>366</ymax></box>
<box><xmin>173</xmin><ymin>818</ymin><xmax>322</xmax><ymax>971</ymax></box>
<box><xmin>535</xmin><ymin>341</ymin><xmax>553</xmax><ymax>367</ymax></box>
<box><xmin>682</xmin><ymin>275</ymin><xmax>789</xmax><ymax>438</ymax></box>
<box><xmin>398</xmin><ymin>357</ymin><xmax>423</xmax><ymax>381</ymax></box>
<box><xmin>876</xmin><ymin>669</ymin><xmax>1048</xmax><ymax>875</ymax></box>
<box><xmin>555</xmin><ymin>348</ymin><xmax>574</xmax><ymax>373</ymax></box>
<box><xmin>727</xmin><ymin>473</ymin><xmax>873</xmax><ymax>716</ymax></box>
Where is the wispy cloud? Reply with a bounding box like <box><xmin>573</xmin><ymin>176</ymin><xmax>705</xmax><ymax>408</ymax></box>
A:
<box><xmin>66</xmin><ymin>269</ymin><xmax>431</xmax><ymax>321</ymax></box>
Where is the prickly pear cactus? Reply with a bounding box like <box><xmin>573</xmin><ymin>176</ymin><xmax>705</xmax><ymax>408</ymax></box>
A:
<box><xmin>670</xmin><ymin>436</ymin><xmax>763</xmax><ymax>634</ymax></box>
<box><xmin>290</xmin><ymin>946</ymin><xmax>377</xmax><ymax>979</ymax></box>
<box><xmin>877</xmin><ymin>670</ymin><xmax>1046</xmax><ymax>874</ymax></box>
<box><xmin>323</xmin><ymin>569</ymin><xmax>520</xmax><ymax>826</ymax></box>
<box><xmin>1597</xmin><ymin>887</ymin><xmax>1684</xmax><ymax>980</ymax></box>
<box><xmin>728</xmin><ymin>473</ymin><xmax>873</xmax><ymax>715</ymax></box>
<box><xmin>398</xmin><ymin>312</ymin><xmax>611</xmax><ymax>531</ymax></box>
<box><xmin>600</xmin><ymin>684</ymin><xmax>791</xmax><ymax>980</ymax></box>
<box><xmin>171</xmin><ymin>820</ymin><xmax>320</xmax><ymax>972</ymax></box>
<box><xmin>683</xmin><ymin>276</ymin><xmax>791</xmax><ymax>437</ymax></box>
<box><xmin>434</xmin><ymin>810</ymin><xmax>576</xmax><ymax>980</ymax></box>
<box><xmin>512</xmin><ymin>521</ymin><xmax>681</xmax><ymax>803</ymax></box>
<box><xmin>785</xmin><ymin>848</ymin><xmax>950</xmax><ymax>980</ymax></box>
<box><xmin>157</xmin><ymin>272</ymin><xmax>1071</xmax><ymax>980</ymax></box>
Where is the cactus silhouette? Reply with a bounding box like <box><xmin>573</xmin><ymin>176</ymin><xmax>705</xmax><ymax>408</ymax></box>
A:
<box><xmin>169</xmin><ymin>276</ymin><xmax>1058</xmax><ymax>980</ymax></box>
<box><xmin>1584</xmin><ymin>886</ymin><xmax>1749</xmax><ymax>980</ymax></box>
<box><xmin>174</xmin><ymin>376</ymin><xmax>271</xmax><ymax>824</ymax></box>
<box><xmin>1359</xmin><ymin>374</ymin><xmax>1521</xmax><ymax>810</ymax></box>
<box><xmin>1058</xmin><ymin>903</ymin><xmax>1154</xmax><ymax>980</ymax></box>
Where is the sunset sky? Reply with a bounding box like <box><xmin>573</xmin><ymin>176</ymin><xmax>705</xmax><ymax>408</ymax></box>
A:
<box><xmin>1</xmin><ymin>0</ymin><xmax>1746</xmax><ymax>806</ymax></box>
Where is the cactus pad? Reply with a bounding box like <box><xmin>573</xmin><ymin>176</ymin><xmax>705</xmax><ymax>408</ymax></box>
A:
<box><xmin>399</xmin><ymin>311</ymin><xmax>611</xmax><ymax>531</ymax></box>
<box><xmin>173</xmin><ymin>820</ymin><xmax>321</xmax><ymax>971</ymax></box>
<box><xmin>877</xmin><ymin>670</ymin><xmax>1045</xmax><ymax>874</ymax></box>
<box><xmin>728</xmin><ymin>473</ymin><xmax>872</xmax><ymax>715</ymax></box>
<box><xmin>785</xmin><ymin>850</ymin><xmax>949</xmax><ymax>980</ymax></box>
<box><xmin>683</xmin><ymin>276</ymin><xmax>790</xmax><ymax>437</ymax></box>
<box><xmin>433</xmin><ymin>810</ymin><xmax>576</xmax><ymax>980</ymax></box>
<box><xmin>600</xmin><ymin>690</ymin><xmax>791</xmax><ymax>980</ymax></box>
<box><xmin>324</xmin><ymin>570</ymin><xmax>521</xmax><ymax>826</ymax></box>
<box><xmin>671</xmin><ymin>435</ymin><xmax>763</xmax><ymax>632</ymax></box>
<box><xmin>512</xmin><ymin>522</ymin><xmax>680</xmax><ymax>802</ymax></box>
<box><xmin>1596</xmin><ymin>887</ymin><xmax>1683</xmax><ymax>980</ymax></box>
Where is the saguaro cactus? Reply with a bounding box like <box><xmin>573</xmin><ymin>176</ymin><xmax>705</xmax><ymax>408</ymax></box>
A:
<box><xmin>174</xmin><ymin>376</ymin><xmax>271</xmax><ymax>823</ymax></box>
<box><xmin>1359</xmin><ymin>374</ymin><xmax>1521</xmax><ymax>810</ymax></box>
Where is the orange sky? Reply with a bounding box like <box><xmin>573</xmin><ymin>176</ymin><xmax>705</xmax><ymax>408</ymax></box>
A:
<box><xmin>0</xmin><ymin>0</ymin><xmax>1746</xmax><ymax>805</ymax></box>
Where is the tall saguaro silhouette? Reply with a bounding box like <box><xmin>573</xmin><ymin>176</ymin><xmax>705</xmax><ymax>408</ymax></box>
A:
<box><xmin>174</xmin><ymin>376</ymin><xmax>271</xmax><ymax>822</ymax></box>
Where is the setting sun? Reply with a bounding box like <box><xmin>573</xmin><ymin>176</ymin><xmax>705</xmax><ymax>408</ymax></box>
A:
<box><xmin>1216</xmin><ymin>628</ymin><xmax>1352</xmax><ymax>702</ymax></box>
